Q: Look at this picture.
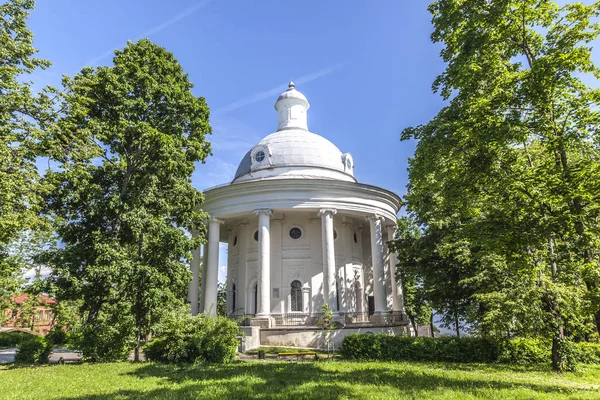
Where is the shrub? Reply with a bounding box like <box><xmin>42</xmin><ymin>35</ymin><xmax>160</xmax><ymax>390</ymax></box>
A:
<box><xmin>15</xmin><ymin>336</ymin><xmax>51</xmax><ymax>364</ymax></box>
<box><xmin>339</xmin><ymin>335</ymin><xmax>498</xmax><ymax>363</ymax></box>
<box><xmin>0</xmin><ymin>332</ymin><xmax>29</xmax><ymax>348</ymax></box>
<box><xmin>46</xmin><ymin>328</ymin><xmax>67</xmax><ymax>347</ymax></box>
<box><xmin>574</xmin><ymin>342</ymin><xmax>600</xmax><ymax>364</ymax></box>
<box><xmin>497</xmin><ymin>338</ymin><xmax>549</xmax><ymax>365</ymax></box>
<box><xmin>144</xmin><ymin>311</ymin><xmax>242</xmax><ymax>364</ymax></box>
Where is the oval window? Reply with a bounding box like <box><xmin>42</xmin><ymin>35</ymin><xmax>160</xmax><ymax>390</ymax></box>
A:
<box><xmin>353</xmin><ymin>232</ymin><xmax>358</xmax><ymax>244</ymax></box>
<box><xmin>233</xmin><ymin>235</ymin><xmax>238</xmax><ymax>246</ymax></box>
<box><xmin>254</xmin><ymin>151</ymin><xmax>266</xmax><ymax>163</ymax></box>
<box><xmin>254</xmin><ymin>230</ymin><xmax>259</xmax><ymax>242</ymax></box>
<box><xmin>289</xmin><ymin>227</ymin><xmax>302</xmax><ymax>239</ymax></box>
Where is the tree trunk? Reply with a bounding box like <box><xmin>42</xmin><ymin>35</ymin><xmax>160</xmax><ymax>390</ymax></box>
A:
<box><xmin>134</xmin><ymin>336</ymin><xmax>140</xmax><ymax>362</ymax></box>
<box><xmin>429</xmin><ymin>313</ymin><xmax>435</xmax><ymax>338</ymax></box>
<box><xmin>455</xmin><ymin>311</ymin><xmax>460</xmax><ymax>338</ymax></box>
<box><xmin>411</xmin><ymin>317</ymin><xmax>418</xmax><ymax>337</ymax></box>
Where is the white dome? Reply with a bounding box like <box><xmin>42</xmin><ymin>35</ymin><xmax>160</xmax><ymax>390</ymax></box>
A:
<box><xmin>232</xmin><ymin>83</ymin><xmax>355</xmax><ymax>184</ymax></box>
<box><xmin>233</xmin><ymin>129</ymin><xmax>355</xmax><ymax>183</ymax></box>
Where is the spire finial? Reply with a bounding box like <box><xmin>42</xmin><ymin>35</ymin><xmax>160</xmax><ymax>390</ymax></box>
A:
<box><xmin>288</xmin><ymin>81</ymin><xmax>295</xmax><ymax>90</ymax></box>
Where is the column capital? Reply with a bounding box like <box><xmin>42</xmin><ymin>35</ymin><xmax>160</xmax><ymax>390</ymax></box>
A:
<box><xmin>318</xmin><ymin>208</ymin><xmax>337</xmax><ymax>217</ymax></box>
<box><xmin>209</xmin><ymin>217</ymin><xmax>225</xmax><ymax>225</ymax></box>
<box><xmin>365</xmin><ymin>214</ymin><xmax>384</xmax><ymax>224</ymax></box>
<box><xmin>253</xmin><ymin>208</ymin><xmax>273</xmax><ymax>216</ymax></box>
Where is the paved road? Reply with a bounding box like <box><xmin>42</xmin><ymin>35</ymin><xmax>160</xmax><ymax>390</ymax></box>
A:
<box><xmin>0</xmin><ymin>348</ymin><xmax>82</xmax><ymax>364</ymax></box>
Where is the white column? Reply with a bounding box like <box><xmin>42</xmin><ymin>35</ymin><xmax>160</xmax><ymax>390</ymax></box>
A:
<box><xmin>226</xmin><ymin>229</ymin><xmax>233</xmax><ymax>314</ymax></box>
<box><xmin>188</xmin><ymin>239</ymin><xmax>201</xmax><ymax>315</ymax></box>
<box><xmin>367</xmin><ymin>214</ymin><xmax>388</xmax><ymax>314</ymax></box>
<box><xmin>387</xmin><ymin>225</ymin><xmax>404</xmax><ymax>312</ymax></box>
<box><xmin>204</xmin><ymin>217</ymin><xmax>223</xmax><ymax>316</ymax></box>
<box><xmin>319</xmin><ymin>208</ymin><xmax>338</xmax><ymax>313</ymax></box>
<box><xmin>237</xmin><ymin>222</ymin><xmax>249</xmax><ymax>315</ymax></box>
<box><xmin>341</xmin><ymin>220</ymin><xmax>354</xmax><ymax>313</ymax></box>
<box><xmin>255</xmin><ymin>209</ymin><xmax>272</xmax><ymax>317</ymax></box>
<box><xmin>199</xmin><ymin>244</ymin><xmax>208</xmax><ymax>313</ymax></box>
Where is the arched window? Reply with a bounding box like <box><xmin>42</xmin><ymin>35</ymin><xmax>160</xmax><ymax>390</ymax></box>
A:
<box><xmin>291</xmin><ymin>280</ymin><xmax>303</xmax><ymax>312</ymax></box>
<box><xmin>232</xmin><ymin>283</ymin><xmax>236</xmax><ymax>312</ymax></box>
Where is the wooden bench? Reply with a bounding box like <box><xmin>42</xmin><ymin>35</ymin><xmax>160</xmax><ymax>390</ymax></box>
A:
<box><xmin>277</xmin><ymin>351</ymin><xmax>317</xmax><ymax>361</ymax></box>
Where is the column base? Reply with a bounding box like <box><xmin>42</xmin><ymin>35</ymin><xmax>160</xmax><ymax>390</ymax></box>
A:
<box><xmin>251</xmin><ymin>316</ymin><xmax>272</xmax><ymax>328</ymax></box>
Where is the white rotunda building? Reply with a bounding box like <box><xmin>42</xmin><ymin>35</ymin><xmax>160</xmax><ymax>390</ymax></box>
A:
<box><xmin>189</xmin><ymin>83</ymin><xmax>410</xmax><ymax>348</ymax></box>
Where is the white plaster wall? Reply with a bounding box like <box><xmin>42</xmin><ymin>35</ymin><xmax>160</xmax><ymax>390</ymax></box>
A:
<box><xmin>224</xmin><ymin>213</ymin><xmax>370</xmax><ymax>316</ymax></box>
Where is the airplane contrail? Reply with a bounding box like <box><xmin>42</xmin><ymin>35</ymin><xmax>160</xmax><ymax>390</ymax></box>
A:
<box><xmin>85</xmin><ymin>0</ymin><xmax>213</xmax><ymax>67</ymax></box>
<box><xmin>213</xmin><ymin>62</ymin><xmax>346</xmax><ymax>116</ymax></box>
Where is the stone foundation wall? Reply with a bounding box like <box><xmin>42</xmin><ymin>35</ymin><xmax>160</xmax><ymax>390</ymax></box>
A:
<box><xmin>259</xmin><ymin>325</ymin><xmax>409</xmax><ymax>349</ymax></box>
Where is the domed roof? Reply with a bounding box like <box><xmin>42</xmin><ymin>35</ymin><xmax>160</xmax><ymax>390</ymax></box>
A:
<box><xmin>232</xmin><ymin>83</ymin><xmax>355</xmax><ymax>184</ymax></box>
<box><xmin>275</xmin><ymin>81</ymin><xmax>308</xmax><ymax>105</ymax></box>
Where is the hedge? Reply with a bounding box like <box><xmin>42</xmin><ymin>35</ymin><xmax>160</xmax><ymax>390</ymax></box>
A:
<box><xmin>0</xmin><ymin>332</ymin><xmax>30</xmax><ymax>348</ymax></box>
<box><xmin>339</xmin><ymin>335</ymin><xmax>498</xmax><ymax>363</ymax></box>
<box><xmin>339</xmin><ymin>334</ymin><xmax>600</xmax><ymax>365</ymax></box>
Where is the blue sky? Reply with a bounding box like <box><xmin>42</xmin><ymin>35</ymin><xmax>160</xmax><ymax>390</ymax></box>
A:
<box><xmin>27</xmin><ymin>0</ymin><xmax>447</xmax><ymax>196</ymax></box>
<box><xmin>26</xmin><ymin>1</ymin><xmax>449</xmax><ymax>282</ymax></box>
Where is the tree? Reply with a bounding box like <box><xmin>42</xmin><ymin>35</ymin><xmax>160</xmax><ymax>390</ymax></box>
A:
<box><xmin>0</xmin><ymin>0</ymin><xmax>60</xmax><ymax>315</ymax></box>
<box><xmin>216</xmin><ymin>282</ymin><xmax>227</xmax><ymax>316</ymax></box>
<box><xmin>45</xmin><ymin>39</ymin><xmax>212</xmax><ymax>361</ymax></box>
<box><xmin>402</xmin><ymin>0</ymin><xmax>600</xmax><ymax>371</ymax></box>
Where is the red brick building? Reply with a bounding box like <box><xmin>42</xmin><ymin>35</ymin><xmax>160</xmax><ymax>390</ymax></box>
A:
<box><xmin>3</xmin><ymin>294</ymin><xmax>56</xmax><ymax>335</ymax></box>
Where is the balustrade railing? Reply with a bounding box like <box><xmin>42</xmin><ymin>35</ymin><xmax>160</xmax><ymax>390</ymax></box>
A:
<box><xmin>229</xmin><ymin>310</ymin><xmax>405</xmax><ymax>327</ymax></box>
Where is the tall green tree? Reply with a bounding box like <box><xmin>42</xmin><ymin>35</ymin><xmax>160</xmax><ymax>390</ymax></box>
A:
<box><xmin>402</xmin><ymin>0</ymin><xmax>600</xmax><ymax>371</ymax></box>
<box><xmin>0</xmin><ymin>0</ymin><xmax>59</xmax><ymax>312</ymax></box>
<box><xmin>45</xmin><ymin>39</ymin><xmax>212</xmax><ymax>361</ymax></box>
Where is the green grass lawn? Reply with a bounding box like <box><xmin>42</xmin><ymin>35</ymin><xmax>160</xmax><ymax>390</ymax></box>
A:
<box><xmin>1</xmin><ymin>360</ymin><xmax>599</xmax><ymax>400</ymax></box>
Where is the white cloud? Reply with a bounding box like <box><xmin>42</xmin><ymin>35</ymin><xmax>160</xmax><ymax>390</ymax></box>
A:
<box><xmin>22</xmin><ymin>266</ymin><xmax>52</xmax><ymax>280</ymax></box>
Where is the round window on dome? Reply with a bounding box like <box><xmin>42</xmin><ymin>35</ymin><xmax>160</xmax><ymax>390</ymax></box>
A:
<box><xmin>289</xmin><ymin>227</ymin><xmax>302</xmax><ymax>240</ymax></box>
<box><xmin>254</xmin><ymin>151</ymin><xmax>266</xmax><ymax>163</ymax></box>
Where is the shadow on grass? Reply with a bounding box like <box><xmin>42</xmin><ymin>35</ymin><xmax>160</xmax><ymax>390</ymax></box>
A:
<box><xmin>60</xmin><ymin>361</ymin><xmax>598</xmax><ymax>400</ymax></box>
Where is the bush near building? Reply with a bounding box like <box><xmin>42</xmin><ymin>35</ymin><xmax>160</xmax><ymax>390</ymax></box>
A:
<box><xmin>339</xmin><ymin>334</ymin><xmax>600</xmax><ymax>366</ymax></box>
<box><xmin>144</xmin><ymin>312</ymin><xmax>242</xmax><ymax>364</ymax></box>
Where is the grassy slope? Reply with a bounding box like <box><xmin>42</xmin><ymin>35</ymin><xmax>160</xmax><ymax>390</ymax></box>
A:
<box><xmin>1</xmin><ymin>361</ymin><xmax>599</xmax><ymax>400</ymax></box>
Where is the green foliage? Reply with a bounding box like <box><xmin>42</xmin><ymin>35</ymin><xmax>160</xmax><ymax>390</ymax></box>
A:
<box><xmin>69</xmin><ymin>306</ymin><xmax>134</xmax><ymax>362</ymax></box>
<box><xmin>0</xmin><ymin>0</ymin><xmax>61</xmax><ymax>322</ymax></box>
<box><xmin>498</xmin><ymin>338</ymin><xmax>549</xmax><ymax>365</ymax></box>
<box><xmin>339</xmin><ymin>334</ymin><xmax>499</xmax><ymax>363</ymax></box>
<box><xmin>217</xmin><ymin>282</ymin><xmax>227</xmax><ymax>316</ymax></box>
<box><xmin>144</xmin><ymin>309</ymin><xmax>241</xmax><ymax>364</ymax></box>
<box><xmin>0</xmin><ymin>332</ymin><xmax>29</xmax><ymax>347</ymax></box>
<box><xmin>401</xmin><ymin>0</ymin><xmax>600</xmax><ymax>371</ymax></box>
<box><xmin>15</xmin><ymin>335</ymin><xmax>51</xmax><ymax>364</ymax></box>
<box><xmin>574</xmin><ymin>342</ymin><xmax>600</xmax><ymax>364</ymax></box>
<box><xmin>45</xmin><ymin>38</ymin><xmax>212</xmax><ymax>361</ymax></box>
<box><xmin>46</xmin><ymin>328</ymin><xmax>67</xmax><ymax>346</ymax></box>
